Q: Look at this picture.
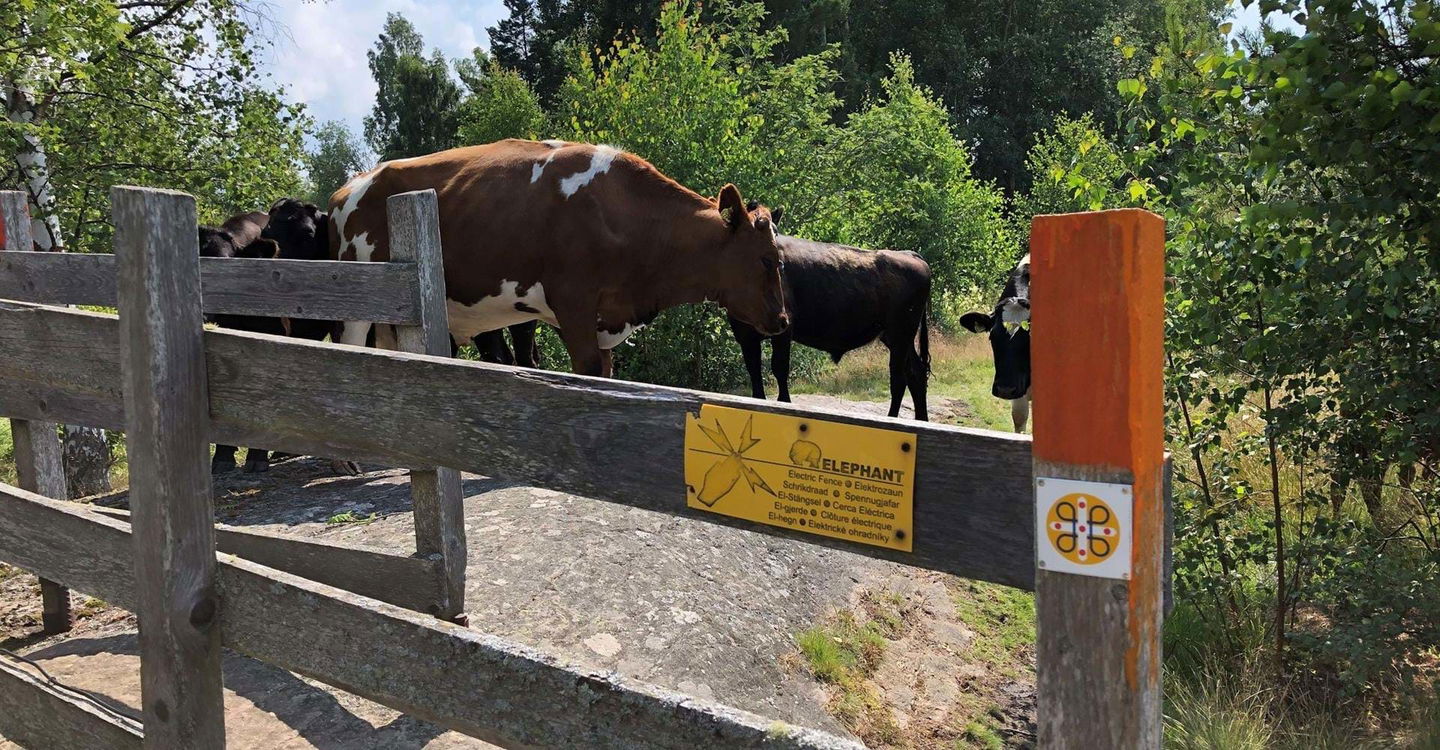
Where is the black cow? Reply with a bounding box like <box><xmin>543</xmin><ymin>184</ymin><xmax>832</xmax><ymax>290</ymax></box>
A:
<box><xmin>469</xmin><ymin>324</ymin><xmax>541</xmax><ymax>367</ymax></box>
<box><xmin>261</xmin><ymin>198</ymin><xmax>335</xmax><ymax>342</ymax></box>
<box><xmin>728</xmin><ymin>233</ymin><xmax>932</xmax><ymax>420</ymax></box>
<box><xmin>960</xmin><ymin>253</ymin><xmax>1031</xmax><ymax>432</ymax></box>
<box><xmin>199</xmin><ymin>211</ymin><xmax>284</xmax><ymax>474</ymax></box>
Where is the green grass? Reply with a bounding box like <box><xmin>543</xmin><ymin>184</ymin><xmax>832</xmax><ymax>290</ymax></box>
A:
<box><xmin>795</xmin><ymin>609</ymin><xmax>903</xmax><ymax>745</ymax></box>
<box><xmin>961</xmin><ymin>721</ymin><xmax>1005</xmax><ymax>750</ymax></box>
<box><xmin>0</xmin><ymin>419</ymin><xmax>14</xmax><ymax>486</ymax></box>
<box><xmin>788</xmin><ymin>333</ymin><xmax>1018</xmax><ymax>432</ymax></box>
<box><xmin>950</xmin><ymin>580</ymin><xmax>1036</xmax><ymax>676</ymax></box>
<box><xmin>326</xmin><ymin>510</ymin><xmax>379</xmax><ymax>525</ymax></box>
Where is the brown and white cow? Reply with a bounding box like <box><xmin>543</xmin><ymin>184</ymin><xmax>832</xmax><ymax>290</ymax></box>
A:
<box><xmin>327</xmin><ymin>139</ymin><xmax>788</xmax><ymax>376</ymax></box>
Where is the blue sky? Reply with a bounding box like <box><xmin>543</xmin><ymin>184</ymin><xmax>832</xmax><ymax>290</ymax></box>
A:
<box><xmin>256</xmin><ymin>0</ymin><xmax>507</xmax><ymax>139</ymax></box>
<box><xmin>254</xmin><ymin>0</ymin><xmax>1298</xmax><ymax>147</ymax></box>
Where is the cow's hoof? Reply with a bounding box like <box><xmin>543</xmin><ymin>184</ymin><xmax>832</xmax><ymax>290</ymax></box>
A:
<box><xmin>211</xmin><ymin>458</ymin><xmax>238</xmax><ymax>475</ymax></box>
<box><xmin>330</xmin><ymin>460</ymin><xmax>362</xmax><ymax>476</ymax></box>
<box><xmin>243</xmin><ymin>460</ymin><xmax>270</xmax><ymax>474</ymax></box>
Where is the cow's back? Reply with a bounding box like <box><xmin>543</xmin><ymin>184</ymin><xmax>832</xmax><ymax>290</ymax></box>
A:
<box><xmin>329</xmin><ymin>140</ymin><xmax>640</xmax><ymax>307</ymax></box>
<box><xmin>782</xmin><ymin>237</ymin><xmax>929</xmax><ymax>352</ymax></box>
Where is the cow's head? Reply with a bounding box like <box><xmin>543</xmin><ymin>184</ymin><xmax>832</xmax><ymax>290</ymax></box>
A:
<box><xmin>710</xmin><ymin>185</ymin><xmax>788</xmax><ymax>335</ymax></box>
<box><xmin>262</xmin><ymin>198</ymin><xmax>329</xmax><ymax>261</ymax></box>
<box><xmin>961</xmin><ymin>255</ymin><xmax>1031</xmax><ymax>402</ymax></box>
<box><xmin>197</xmin><ymin>226</ymin><xmax>278</xmax><ymax>259</ymax></box>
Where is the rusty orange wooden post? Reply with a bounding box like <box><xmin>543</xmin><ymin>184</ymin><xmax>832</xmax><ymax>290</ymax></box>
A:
<box><xmin>1030</xmin><ymin>209</ymin><xmax>1165</xmax><ymax>748</ymax></box>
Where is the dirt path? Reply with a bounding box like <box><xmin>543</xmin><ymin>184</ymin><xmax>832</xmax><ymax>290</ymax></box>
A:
<box><xmin>1</xmin><ymin>394</ymin><xmax>1035</xmax><ymax>748</ymax></box>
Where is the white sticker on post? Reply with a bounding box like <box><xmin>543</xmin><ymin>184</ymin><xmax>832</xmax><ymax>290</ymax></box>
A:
<box><xmin>1035</xmin><ymin>477</ymin><xmax>1133</xmax><ymax>580</ymax></box>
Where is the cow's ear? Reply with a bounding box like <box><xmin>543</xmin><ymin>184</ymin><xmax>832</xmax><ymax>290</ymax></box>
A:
<box><xmin>717</xmin><ymin>184</ymin><xmax>748</xmax><ymax>229</ymax></box>
<box><xmin>960</xmin><ymin>312</ymin><xmax>993</xmax><ymax>333</ymax></box>
<box><xmin>771</xmin><ymin>206</ymin><xmax>784</xmax><ymax>226</ymax></box>
<box><xmin>238</xmin><ymin>238</ymin><xmax>280</xmax><ymax>259</ymax></box>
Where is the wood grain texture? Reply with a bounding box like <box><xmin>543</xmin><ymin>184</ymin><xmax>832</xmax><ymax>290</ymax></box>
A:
<box><xmin>388</xmin><ymin>190</ymin><xmax>467</xmax><ymax>618</ymax></box>
<box><xmin>0</xmin><ymin>655</ymin><xmax>145</xmax><ymax>750</ymax></box>
<box><xmin>0</xmin><ymin>301</ymin><xmax>1038</xmax><ymax>589</ymax></box>
<box><xmin>0</xmin><ymin>483</ymin><xmax>863</xmax><ymax>750</ymax></box>
<box><xmin>87</xmin><ymin>505</ymin><xmax>442</xmax><ymax>613</ymax></box>
<box><xmin>112</xmin><ymin>186</ymin><xmax>226</xmax><ymax>748</ymax></box>
<box><xmin>3</xmin><ymin>192</ymin><xmax>75</xmax><ymax>635</ymax></box>
<box><xmin>0</xmin><ymin>191</ymin><xmax>33</xmax><ymax>252</ymax></box>
<box><xmin>0</xmin><ymin>250</ymin><xmax>422</xmax><ymax>323</ymax></box>
<box><xmin>11</xmin><ymin>417</ymin><xmax>73</xmax><ymax>633</ymax></box>
<box><xmin>1030</xmin><ymin>209</ymin><xmax>1165</xmax><ymax>749</ymax></box>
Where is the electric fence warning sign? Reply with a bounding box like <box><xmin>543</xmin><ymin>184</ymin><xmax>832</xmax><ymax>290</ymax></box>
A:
<box><xmin>684</xmin><ymin>404</ymin><xmax>916</xmax><ymax>551</ymax></box>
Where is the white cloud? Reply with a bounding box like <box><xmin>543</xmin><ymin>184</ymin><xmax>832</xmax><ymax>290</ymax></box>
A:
<box><xmin>253</xmin><ymin>0</ymin><xmax>506</xmax><ymax>139</ymax></box>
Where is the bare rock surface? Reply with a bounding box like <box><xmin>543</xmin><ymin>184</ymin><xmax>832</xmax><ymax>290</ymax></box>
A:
<box><xmin>2</xmin><ymin>393</ymin><xmax>1036</xmax><ymax>748</ymax></box>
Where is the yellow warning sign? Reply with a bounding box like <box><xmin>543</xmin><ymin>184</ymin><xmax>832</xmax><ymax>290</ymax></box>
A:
<box><xmin>684</xmin><ymin>404</ymin><xmax>915</xmax><ymax>551</ymax></box>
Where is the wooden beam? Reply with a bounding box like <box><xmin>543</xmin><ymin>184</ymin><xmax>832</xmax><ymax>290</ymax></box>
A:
<box><xmin>112</xmin><ymin>186</ymin><xmax>226</xmax><ymax>748</ymax></box>
<box><xmin>0</xmin><ymin>483</ymin><xmax>863</xmax><ymax>750</ymax></box>
<box><xmin>0</xmin><ymin>250</ymin><xmax>422</xmax><ymax>324</ymax></box>
<box><xmin>2</xmin><ymin>191</ymin><xmax>75</xmax><ymax>635</ymax></box>
<box><xmin>0</xmin><ymin>301</ymin><xmax>1037</xmax><ymax>589</ymax></box>
<box><xmin>10</xmin><ymin>418</ymin><xmax>72</xmax><ymax>633</ymax></box>
<box><xmin>0</xmin><ymin>655</ymin><xmax>144</xmax><ymax>750</ymax></box>
<box><xmin>88</xmin><ymin>505</ymin><xmax>441</xmax><ymax>613</ymax></box>
<box><xmin>1030</xmin><ymin>209</ymin><xmax>1165</xmax><ymax>748</ymax></box>
<box><xmin>388</xmin><ymin>190</ymin><xmax>467</xmax><ymax>620</ymax></box>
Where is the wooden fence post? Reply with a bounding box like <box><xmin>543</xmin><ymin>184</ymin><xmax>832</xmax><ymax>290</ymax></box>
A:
<box><xmin>113</xmin><ymin>186</ymin><xmax>226</xmax><ymax>747</ymax></box>
<box><xmin>1</xmin><ymin>189</ymin><xmax>72</xmax><ymax>634</ymax></box>
<box><xmin>387</xmin><ymin>190</ymin><xmax>467</xmax><ymax>622</ymax></box>
<box><xmin>1030</xmin><ymin>209</ymin><xmax>1165</xmax><ymax>748</ymax></box>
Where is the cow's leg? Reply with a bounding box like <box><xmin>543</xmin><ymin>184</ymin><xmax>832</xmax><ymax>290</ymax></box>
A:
<box><xmin>773</xmin><ymin>332</ymin><xmax>794</xmax><ymax>403</ymax></box>
<box><xmin>885</xmin><ymin>343</ymin><xmax>908</xmax><ymax>418</ymax></box>
<box><xmin>510</xmin><ymin>322</ymin><xmax>540</xmax><ymax>368</ymax></box>
<box><xmin>1011</xmin><ymin>394</ymin><xmax>1030</xmax><ymax>432</ymax></box>
<box><xmin>729</xmin><ymin>317</ymin><xmax>767</xmax><ymax>400</ymax></box>
<box><xmin>1360</xmin><ymin>473</ymin><xmax>1383</xmax><ymax>527</ymax></box>
<box><xmin>374</xmin><ymin>323</ymin><xmax>399</xmax><ymax>351</ymax></box>
<box><xmin>339</xmin><ymin>320</ymin><xmax>372</xmax><ymax>348</ymax></box>
<box><xmin>906</xmin><ymin>351</ymin><xmax>929</xmax><ymax>422</ymax></box>
<box><xmin>472</xmin><ymin>330</ymin><xmax>514</xmax><ymax>364</ymax></box>
<box><xmin>243</xmin><ymin>447</ymin><xmax>270</xmax><ymax>473</ymax></box>
<box><xmin>555</xmin><ymin>308</ymin><xmax>604</xmax><ymax>376</ymax></box>
<box><xmin>212</xmin><ymin>445</ymin><xmax>239</xmax><ymax>474</ymax></box>
<box><xmin>599</xmin><ymin>349</ymin><xmax>614</xmax><ymax>378</ymax></box>
<box><xmin>1329</xmin><ymin>475</ymin><xmax>1350</xmax><ymax>516</ymax></box>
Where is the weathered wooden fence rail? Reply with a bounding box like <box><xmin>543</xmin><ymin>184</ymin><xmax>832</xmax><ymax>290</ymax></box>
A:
<box><xmin>0</xmin><ymin>188</ymin><xmax>467</xmax><ymax>626</ymax></box>
<box><xmin>0</xmin><ymin>185</ymin><xmax>1170</xmax><ymax>748</ymax></box>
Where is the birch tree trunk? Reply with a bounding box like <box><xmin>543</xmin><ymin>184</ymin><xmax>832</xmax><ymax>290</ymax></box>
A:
<box><xmin>6</xmin><ymin>84</ymin><xmax>112</xmax><ymax>497</ymax></box>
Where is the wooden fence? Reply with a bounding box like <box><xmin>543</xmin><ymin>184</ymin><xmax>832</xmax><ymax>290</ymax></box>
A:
<box><xmin>0</xmin><ymin>186</ymin><xmax>1170</xmax><ymax>748</ymax></box>
<box><xmin>0</xmin><ymin>189</ymin><xmax>467</xmax><ymax>623</ymax></box>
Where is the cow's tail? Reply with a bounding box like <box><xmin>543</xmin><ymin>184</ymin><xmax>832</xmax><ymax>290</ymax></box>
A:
<box><xmin>919</xmin><ymin>299</ymin><xmax>932</xmax><ymax>374</ymax></box>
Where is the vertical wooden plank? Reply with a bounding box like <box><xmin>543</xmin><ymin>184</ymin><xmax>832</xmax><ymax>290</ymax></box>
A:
<box><xmin>112</xmin><ymin>186</ymin><xmax>226</xmax><ymax>748</ymax></box>
<box><xmin>1030</xmin><ymin>209</ymin><xmax>1165</xmax><ymax>749</ymax></box>
<box><xmin>387</xmin><ymin>189</ymin><xmax>467</xmax><ymax>621</ymax></box>
<box><xmin>3</xmin><ymin>189</ymin><xmax>74</xmax><ymax>633</ymax></box>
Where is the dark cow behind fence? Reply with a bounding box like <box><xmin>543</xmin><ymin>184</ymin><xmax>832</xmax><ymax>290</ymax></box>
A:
<box><xmin>198</xmin><ymin>210</ymin><xmax>283</xmax><ymax>473</ymax></box>
<box><xmin>960</xmin><ymin>253</ymin><xmax>1032</xmax><ymax>432</ymax></box>
<box><xmin>468</xmin><ymin>324</ymin><xmax>541</xmax><ymax>367</ymax></box>
<box><xmin>327</xmin><ymin>139</ymin><xmax>787</xmax><ymax>377</ymax></box>
<box><xmin>728</xmin><ymin>232</ymin><xmax>932</xmax><ymax>420</ymax></box>
<box><xmin>203</xmin><ymin>199</ymin><xmax>339</xmax><ymax>474</ymax></box>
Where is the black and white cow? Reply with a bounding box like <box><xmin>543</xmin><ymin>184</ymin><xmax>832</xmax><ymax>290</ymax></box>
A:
<box><xmin>960</xmin><ymin>253</ymin><xmax>1031</xmax><ymax>432</ymax></box>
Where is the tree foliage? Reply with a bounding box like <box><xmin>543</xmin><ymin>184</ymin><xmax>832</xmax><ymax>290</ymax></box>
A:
<box><xmin>1</xmin><ymin>0</ymin><xmax>307</xmax><ymax>250</ymax></box>
<box><xmin>364</xmin><ymin>13</ymin><xmax>462</xmax><ymax>160</ymax></box>
<box><xmin>306</xmin><ymin>120</ymin><xmax>370</xmax><ymax>206</ymax></box>
<box><xmin>1082</xmin><ymin>0</ymin><xmax>1440</xmax><ymax>703</ymax></box>
<box><xmin>456</xmin><ymin>59</ymin><xmax>547</xmax><ymax>145</ymax></box>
